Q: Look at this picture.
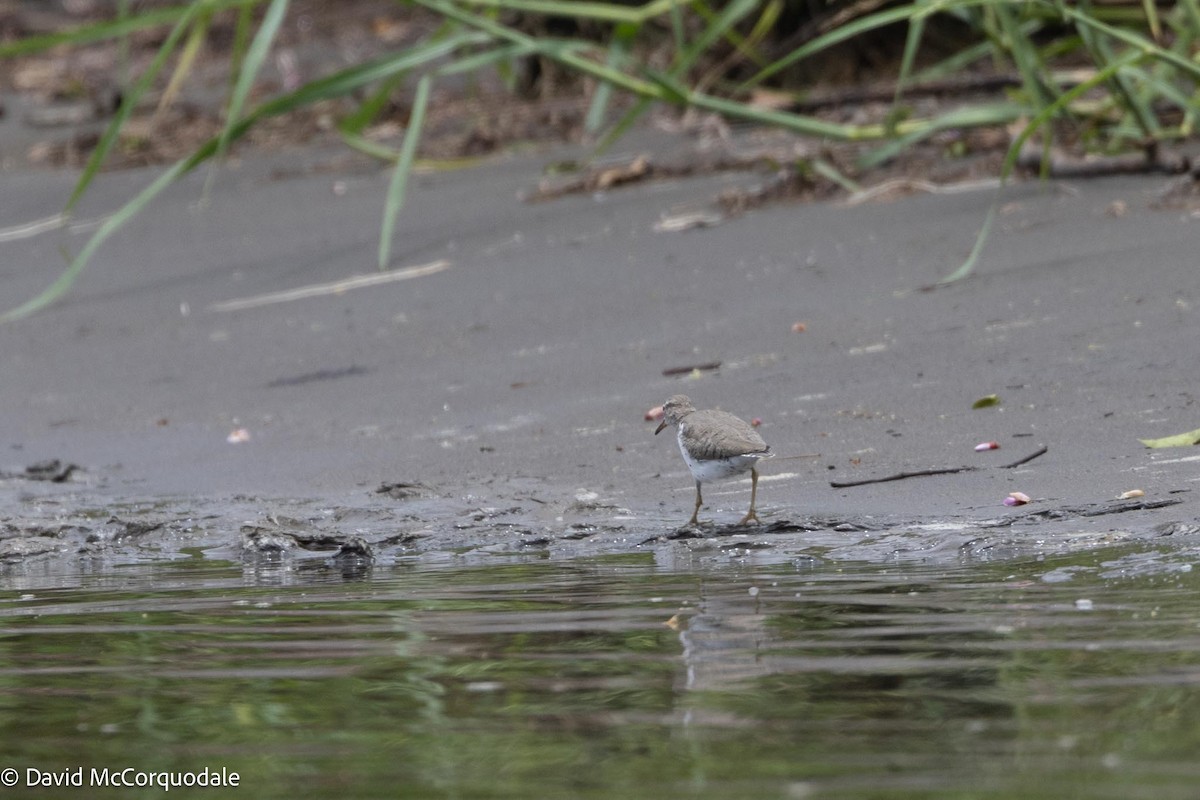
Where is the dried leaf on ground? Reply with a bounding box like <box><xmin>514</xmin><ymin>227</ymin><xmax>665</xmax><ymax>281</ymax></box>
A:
<box><xmin>1139</xmin><ymin>428</ymin><xmax>1200</xmax><ymax>448</ymax></box>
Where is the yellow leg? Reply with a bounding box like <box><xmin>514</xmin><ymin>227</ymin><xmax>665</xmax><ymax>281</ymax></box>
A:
<box><xmin>688</xmin><ymin>481</ymin><xmax>703</xmax><ymax>526</ymax></box>
<box><xmin>737</xmin><ymin>467</ymin><xmax>761</xmax><ymax>526</ymax></box>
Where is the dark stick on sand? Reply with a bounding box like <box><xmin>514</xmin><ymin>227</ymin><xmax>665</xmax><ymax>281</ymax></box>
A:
<box><xmin>999</xmin><ymin>445</ymin><xmax>1049</xmax><ymax>469</ymax></box>
<box><xmin>829</xmin><ymin>445</ymin><xmax>1048</xmax><ymax>489</ymax></box>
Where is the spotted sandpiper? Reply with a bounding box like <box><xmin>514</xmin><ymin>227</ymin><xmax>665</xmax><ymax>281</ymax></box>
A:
<box><xmin>654</xmin><ymin>394</ymin><xmax>773</xmax><ymax>526</ymax></box>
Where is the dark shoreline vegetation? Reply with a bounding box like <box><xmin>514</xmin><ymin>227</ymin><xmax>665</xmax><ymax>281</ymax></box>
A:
<box><xmin>2</xmin><ymin>0</ymin><xmax>1197</xmax><ymax>320</ymax></box>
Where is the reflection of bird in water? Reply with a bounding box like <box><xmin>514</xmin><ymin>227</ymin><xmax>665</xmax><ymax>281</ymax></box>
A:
<box><xmin>669</xmin><ymin>584</ymin><xmax>774</xmax><ymax>697</ymax></box>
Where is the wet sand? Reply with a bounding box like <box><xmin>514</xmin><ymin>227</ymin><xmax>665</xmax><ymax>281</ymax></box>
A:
<box><xmin>2</xmin><ymin>127</ymin><xmax>1199</xmax><ymax>566</ymax></box>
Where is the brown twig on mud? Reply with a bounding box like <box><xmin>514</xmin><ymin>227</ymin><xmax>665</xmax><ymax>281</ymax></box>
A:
<box><xmin>1000</xmin><ymin>445</ymin><xmax>1048</xmax><ymax>469</ymax></box>
<box><xmin>830</xmin><ymin>465</ymin><xmax>972</xmax><ymax>488</ymax></box>
<box><xmin>829</xmin><ymin>445</ymin><xmax>1048</xmax><ymax>488</ymax></box>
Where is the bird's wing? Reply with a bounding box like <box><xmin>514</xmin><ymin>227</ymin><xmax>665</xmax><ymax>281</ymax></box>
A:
<box><xmin>685</xmin><ymin>410</ymin><xmax>770</xmax><ymax>459</ymax></box>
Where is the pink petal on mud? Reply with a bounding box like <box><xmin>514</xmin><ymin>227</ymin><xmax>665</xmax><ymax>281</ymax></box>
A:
<box><xmin>1004</xmin><ymin>491</ymin><xmax>1031</xmax><ymax>506</ymax></box>
<box><xmin>975</xmin><ymin>441</ymin><xmax>1000</xmax><ymax>451</ymax></box>
<box><xmin>645</xmin><ymin>405</ymin><xmax>665</xmax><ymax>422</ymax></box>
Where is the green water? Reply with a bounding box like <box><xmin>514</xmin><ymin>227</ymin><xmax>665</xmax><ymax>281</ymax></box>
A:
<box><xmin>1</xmin><ymin>544</ymin><xmax>1199</xmax><ymax>799</ymax></box>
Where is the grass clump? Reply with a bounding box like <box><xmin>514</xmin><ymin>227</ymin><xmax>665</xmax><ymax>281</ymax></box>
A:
<box><xmin>1</xmin><ymin>0</ymin><xmax>1197</xmax><ymax>319</ymax></box>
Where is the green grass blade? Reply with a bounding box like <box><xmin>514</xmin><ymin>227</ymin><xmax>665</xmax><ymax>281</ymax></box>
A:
<box><xmin>248</xmin><ymin>32</ymin><xmax>489</xmax><ymax>113</ymax></box>
<box><xmin>586</xmin><ymin>22</ymin><xmax>634</xmax><ymax>134</ymax></box>
<box><xmin>681</xmin><ymin>0</ymin><xmax>759</xmax><ymax>71</ymax></box>
<box><xmin>339</xmin><ymin>74</ymin><xmax>407</xmax><ymax>136</ymax></box>
<box><xmin>413</xmin><ymin>0</ymin><xmax>669</xmax><ymax>100</ymax></box>
<box><xmin>592</xmin><ymin>97</ymin><xmax>654</xmax><ymax>154</ymax></box>
<box><xmin>739</xmin><ymin>2</ymin><xmax>925</xmax><ymax>91</ymax></box>
<box><xmin>116</xmin><ymin>0</ymin><xmax>132</xmax><ymax>90</ymax></box>
<box><xmin>940</xmin><ymin>47</ymin><xmax>1146</xmax><ymax>285</ymax></box>
<box><xmin>340</xmin><ymin>130</ymin><xmax>399</xmax><ymax>161</ymax></box>
<box><xmin>0</xmin><ymin>3</ymin><xmax>212</xmax><ymax>58</ymax></box>
<box><xmin>1049</xmin><ymin>1</ymin><xmax>1200</xmax><ymax>78</ymax></box>
<box><xmin>157</xmin><ymin>7</ymin><xmax>211</xmax><ymax>117</ymax></box>
<box><xmin>894</xmin><ymin>13</ymin><xmax>926</xmax><ymax>106</ymax></box>
<box><xmin>640</xmin><ymin>67</ymin><xmax>689</xmax><ymax>104</ymax></box>
<box><xmin>910</xmin><ymin>21</ymin><xmax>1037</xmax><ymax>84</ymax></box>
<box><xmin>1</xmin><ymin>157</ymin><xmax>194</xmax><ymax>323</ymax></box>
<box><xmin>730</xmin><ymin>0</ymin><xmax>781</xmax><ymax>70</ymax></box>
<box><xmin>452</xmin><ymin>0</ymin><xmax>677</xmax><ymax>24</ymax></box>
<box><xmin>812</xmin><ymin>158</ymin><xmax>861</xmax><ymax>194</ymax></box>
<box><xmin>594</xmin><ymin>0</ymin><xmax>757</xmax><ymax>151</ymax></box>
<box><xmin>668</xmin><ymin>0</ymin><xmax>685</xmax><ymax>57</ymax></box>
<box><xmin>937</xmin><ymin>200</ymin><xmax>997</xmax><ymax>284</ymax></box>
<box><xmin>229</xmin><ymin>2</ymin><xmax>255</xmax><ymax>84</ymax></box>
<box><xmin>220</xmin><ymin>0</ymin><xmax>290</xmax><ymax>159</ymax></box>
<box><xmin>65</xmin><ymin>3</ymin><xmax>206</xmax><ymax>213</ymax></box>
<box><xmin>858</xmin><ymin>102</ymin><xmax>1024</xmax><ymax>169</ymax></box>
<box><xmin>995</xmin><ymin>3</ymin><xmax>1055</xmax><ymax>111</ymax></box>
<box><xmin>686</xmin><ymin>91</ymin><xmax>864</xmax><ymax>139</ymax></box>
<box><xmin>379</xmin><ymin>75</ymin><xmax>432</xmax><ymax>270</ymax></box>
<box><xmin>435</xmin><ymin>41</ymin><xmax>540</xmax><ymax>76</ymax></box>
<box><xmin>1141</xmin><ymin>0</ymin><xmax>1162</xmax><ymax>41</ymax></box>
<box><xmin>1070</xmin><ymin>0</ymin><xmax>1156</xmax><ymax>138</ymax></box>
<box><xmin>1180</xmin><ymin>0</ymin><xmax>1200</xmax><ymax>36</ymax></box>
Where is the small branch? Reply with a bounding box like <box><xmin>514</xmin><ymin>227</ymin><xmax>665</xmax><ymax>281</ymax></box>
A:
<box><xmin>830</xmin><ymin>465</ymin><xmax>975</xmax><ymax>488</ymax></box>
<box><xmin>1000</xmin><ymin>445</ymin><xmax>1048</xmax><ymax>469</ymax></box>
<box><xmin>829</xmin><ymin>446</ymin><xmax>1049</xmax><ymax>489</ymax></box>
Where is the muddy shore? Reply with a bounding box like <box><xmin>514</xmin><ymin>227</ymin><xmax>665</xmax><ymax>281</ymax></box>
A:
<box><xmin>2</xmin><ymin>119</ymin><xmax>1199</xmax><ymax>569</ymax></box>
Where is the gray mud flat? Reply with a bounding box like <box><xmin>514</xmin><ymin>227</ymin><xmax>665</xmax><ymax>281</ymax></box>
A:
<box><xmin>3</xmin><ymin>131</ymin><xmax>1200</xmax><ymax>572</ymax></box>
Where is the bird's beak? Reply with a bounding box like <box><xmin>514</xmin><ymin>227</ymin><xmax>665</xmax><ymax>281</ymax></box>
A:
<box><xmin>654</xmin><ymin>420</ymin><xmax>668</xmax><ymax>435</ymax></box>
